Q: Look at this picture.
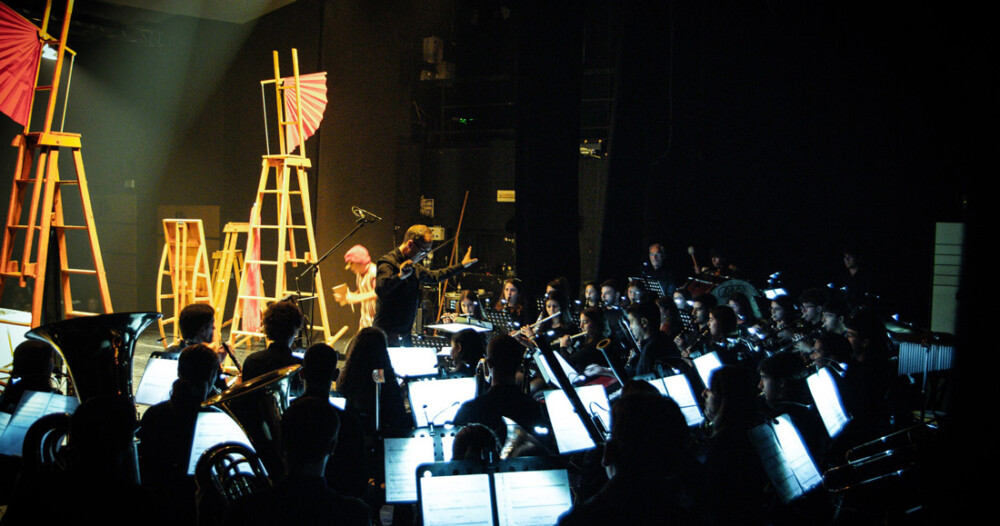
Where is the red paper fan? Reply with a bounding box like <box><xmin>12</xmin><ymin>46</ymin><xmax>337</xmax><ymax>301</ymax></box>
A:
<box><xmin>280</xmin><ymin>71</ymin><xmax>327</xmax><ymax>154</ymax></box>
<box><xmin>0</xmin><ymin>3</ymin><xmax>43</xmax><ymax>127</ymax></box>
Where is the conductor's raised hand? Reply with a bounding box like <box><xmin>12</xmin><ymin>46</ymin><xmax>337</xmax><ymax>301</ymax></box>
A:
<box><xmin>461</xmin><ymin>246</ymin><xmax>478</xmax><ymax>268</ymax></box>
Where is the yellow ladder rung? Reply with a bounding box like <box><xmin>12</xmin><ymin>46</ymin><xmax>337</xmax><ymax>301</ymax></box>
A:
<box><xmin>63</xmin><ymin>268</ymin><xmax>97</xmax><ymax>275</ymax></box>
<box><xmin>54</xmin><ymin>225</ymin><xmax>87</xmax><ymax>230</ymax></box>
<box><xmin>244</xmin><ymin>260</ymin><xmax>279</xmax><ymax>265</ymax></box>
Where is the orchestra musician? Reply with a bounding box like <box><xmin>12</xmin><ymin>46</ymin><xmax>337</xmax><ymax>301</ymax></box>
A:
<box><xmin>373</xmin><ymin>224</ymin><xmax>477</xmax><ymax>346</ymax></box>
<box><xmin>674</xmin><ymin>293</ymin><xmax>716</xmax><ymax>351</ymax></box>
<box><xmin>640</xmin><ymin>243</ymin><xmax>676</xmax><ymax>298</ymax></box>
<box><xmin>163</xmin><ymin>303</ymin><xmax>239</xmax><ymax>386</ymax></box>
<box><xmin>494</xmin><ymin>277</ymin><xmax>528</xmax><ymax>325</ymax></box>
<box><xmin>583</xmin><ymin>281</ymin><xmax>601</xmax><ymax>308</ymax></box>
<box><xmin>586</xmin><ymin>300</ymin><xmax>677</xmax><ymax>379</ymax></box>
<box><xmin>440</xmin><ymin>289</ymin><xmax>485</xmax><ymax>323</ymax></box>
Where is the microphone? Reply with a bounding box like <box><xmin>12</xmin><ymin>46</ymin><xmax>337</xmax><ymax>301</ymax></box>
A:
<box><xmin>351</xmin><ymin>206</ymin><xmax>382</xmax><ymax>222</ymax></box>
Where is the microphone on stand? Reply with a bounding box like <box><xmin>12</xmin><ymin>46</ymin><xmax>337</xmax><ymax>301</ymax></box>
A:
<box><xmin>351</xmin><ymin>206</ymin><xmax>382</xmax><ymax>223</ymax></box>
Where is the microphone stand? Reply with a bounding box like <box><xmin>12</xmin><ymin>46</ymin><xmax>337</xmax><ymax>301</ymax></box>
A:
<box><xmin>294</xmin><ymin>212</ymin><xmax>378</xmax><ymax>346</ymax></box>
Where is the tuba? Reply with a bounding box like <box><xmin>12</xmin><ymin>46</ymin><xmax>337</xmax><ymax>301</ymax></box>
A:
<box><xmin>202</xmin><ymin>365</ymin><xmax>301</xmax><ymax>477</ymax></box>
<box><xmin>26</xmin><ymin>312</ymin><xmax>162</xmax><ymax>402</ymax></box>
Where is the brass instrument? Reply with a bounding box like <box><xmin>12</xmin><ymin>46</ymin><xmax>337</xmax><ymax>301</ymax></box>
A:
<box><xmin>823</xmin><ymin>424</ymin><xmax>926</xmax><ymax>494</ymax></box>
<box><xmin>25</xmin><ymin>312</ymin><xmax>163</xmax><ymax>484</ymax></box>
<box><xmin>203</xmin><ymin>364</ymin><xmax>301</xmax><ymax>477</ymax></box>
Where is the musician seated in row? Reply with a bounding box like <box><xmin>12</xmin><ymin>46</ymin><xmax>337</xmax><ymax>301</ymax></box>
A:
<box><xmin>494</xmin><ymin>277</ymin><xmax>528</xmax><ymax>326</ymax></box>
<box><xmin>752</xmin><ymin>294</ymin><xmax>800</xmax><ymax>349</ymax></box>
<box><xmin>535</xmin><ymin>290</ymin><xmax>578</xmax><ymax>347</ymax></box>
<box><xmin>623</xmin><ymin>279</ymin><xmax>646</xmax><ymax>309</ymax></box>
<box><xmin>557</xmin><ymin>388</ymin><xmax>703</xmax><ymax>526</ymax></box>
<box><xmin>162</xmin><ymin>303</ymin><xmax>236</xmax><ymax>387</ymax></box>
<box><xmin>300</xmin><ymin>343</ymin><xmax>368</xmax><ymax>500</ymax></box>
<box><xmin>439</xmin><ymin>289</ymin><xmax>485</xmax><ymax>323</ymax></box>
<box><xmin>822</xmin><ymin>295</ymin><xmax>850</xmax><ymax>336</ymax></box>
<box><xmin>0</xmin><ymin>340</ymin><xmax>58</xmax><ymax>415</ymax></box>
<box><xmin>224</xmin><ymin>397</ymin><xmax>372</xmax><ymax>526</ymax></box>
<box><xmin>640</xmin><ymin>242</ymin><xmax>676</xmax><ymax>298</ymax></box>
<box><xmin>758</xmin><ymin>353</ymin><xmax>830</xmax><ymax>467</ymax></box>
<box><xmin>674</xmin><ymin>293</ymin><xmax>715</xmax><ymax>351</ymax></box>
<box><xmin>799</xmin><ymin>287</ymin><xmax>829</xmax><ymax>332</ymax></box>
<box><xmin>453</xmin><ymin>335</ymin><xmax>546</xmax><ymax>445</ymax></box>
<box><xmin>582</xmin><ymin>281</ymin><xmax>600</xmax><ymax>309</ymax></box>
<box><xmin>810</xmin><ymin>331</ymin><xmax>852</xmax><ymax>374</ymax></box>
<box><xmin>557</xmin><ymin>307</ymin><xmax>620</xmax><ymax>372</ymax></box>
<box><xmin>241</xmin><ymin>300</ymin><xmax>304</xmax><ymax>383</ymax></box>
<box><xmin>448</xmin><ymin>328</ymin><xmax>486</xmax><ymax>377</ymax></box>
<box><xmin>587</xmin><ymin>300</ymin><xmax>677</xmax><ymax>379</ymax></box>
<box><xmin>137</xmin><ymin>344</ymin><xmax>220</xmax><ymax>523</ymax></box>
<box><xmin>686</xmin><ymin>306</ymin><xmax>754</xmax><ymax>367</ymax></box>
<box><xmin>336</xmin><ymin>327</ymin><xmax>409</xmax><ymax>434</ymax></box>
<box><xmin>656</xmin><ymin>296</ymin><xmax>683</xmax><ymax>340</ymax></box>
<box><xmin>726</xmin><ymin>292</ymin><xmax>759</xmax><ymax>329</ymax></box>
<box><xmin>600</xmin><ymin>279</ymin><xmax>623</xmax><ymax>309</ymax></box>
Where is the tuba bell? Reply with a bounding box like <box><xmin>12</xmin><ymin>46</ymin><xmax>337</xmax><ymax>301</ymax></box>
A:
<box><xmin>202</xmin><ymin>365</ymin><xmax>301</xmax><ymax>477</ymax></box>
<box><xmin>26</xmin><ymin>312</ymin><xmax>162</xmax><ymax>402</ymax></box>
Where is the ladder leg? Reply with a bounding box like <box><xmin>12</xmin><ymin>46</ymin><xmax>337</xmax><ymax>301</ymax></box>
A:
<box><xmin>30</xmin><ymin>152</ymin><xmax>61</xmax><ymax>326</ymax></box>
<box><xmin>70</xmin><ymin>149</ymin><xmax>112</xmax><ymax>313</ymax></box>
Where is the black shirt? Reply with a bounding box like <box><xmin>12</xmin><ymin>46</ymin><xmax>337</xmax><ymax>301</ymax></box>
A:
<box><xmin>242</xmin><ymin>342</ymin><xmax>303</xmax><ymax>382</ymax></box>
<box><xmin>453</xmin><ymin>384</ymin><xmax>544</xmax><ymax>442</ymax></box>
<box><xmin>626</xmin><ymin>332</ymin><xmax>678</xmax><ymax>378</ymax></box>
<box><xmin>373</xmin><ymin>247</ymin><xmax>467</xmax><ymax>335</ymax></box>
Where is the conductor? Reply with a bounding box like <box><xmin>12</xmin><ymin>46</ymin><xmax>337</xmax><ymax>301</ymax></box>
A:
<box><xmin>373</xmin><ymin>224</ymin><xmax>477</xmax><ymax>346</ymax></box>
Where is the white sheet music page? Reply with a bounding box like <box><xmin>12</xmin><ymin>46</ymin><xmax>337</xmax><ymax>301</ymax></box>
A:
<box><xmin>385</xmin><ymin>436</ymin><xmax>436</xmax><ymax>502</ymax></box>
<box><xmin>135</xmin><ymin>357</ymin><xmax>179</xmax><ymax>406</ymax></box>
<box><xmin>0</xmin><ymin>391</ymin><xmax>79</xmax><ymax>457</ymax></box>
<box><xmin>186</xmin><ymin>412</ymin><xmax>254</xmax><ymax>475</ymax></box>
<box><xmin>421</xmin><ymin>473</ymin><xmax>494</xmax><ymax>525</ymax></box>
<box><xmin>807</xmin><ymin>368</ymin><xmax>849</xmax><ymax>438</ymax></box>
<box><xmin>543</xmin><ymin>384</ymin><xmax>610</xmax><ymax>454</ymax></box>
<box><xmin>663</xmin><ymin>374</ymin><xmax>704</xmax><ymax>427</ymax></box>
<box><xmin>494</xmin><ymin>469</ymin><xmax>573</xmax><ymax>526</ymax></box>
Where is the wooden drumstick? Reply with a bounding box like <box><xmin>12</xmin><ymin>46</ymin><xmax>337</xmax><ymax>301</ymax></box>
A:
<box><xmin>688</xmin><ymin>246</ymin><xmax>700</xmax><ymax>275</ymax></box>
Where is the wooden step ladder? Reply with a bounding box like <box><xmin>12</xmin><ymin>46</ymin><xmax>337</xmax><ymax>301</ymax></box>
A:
<box><xmin>211</xmin><ymin>222</ymin><xmax>251</xmax><ymax>346</ymax></box>
<box><xmin>155</xmin><ymin>219</ymin><xmax>213</xmax><ymax>348</ymax></box>
<box><xmin>228</xmin><ymin>49</ymin><xmax>332</xmax><ymax>346</ymax></box>
<box><xmin>0</xmin><ymin>2</ymin><xmax>113</xmax><ymax>327</ymax></box>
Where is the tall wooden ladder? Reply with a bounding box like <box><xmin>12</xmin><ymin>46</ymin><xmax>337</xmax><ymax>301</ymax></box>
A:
<box><xmin>228</xmin><ymin>49</ymin><xmax>332</xmax><ymax>346</ymax></box>
<box><xmin>211</xmin><ymin>222</ymin><xmax>249</xmax><ymax>346</ymax></box>
<box><xmin>155</xmin><ymin>219</ymin><xmax>213</xmax><ymax>348</ymax></box>
<box><xmin>0</xmin><ymin>1</ymin><xmax>113</xmax><ymax>328</ymax></box>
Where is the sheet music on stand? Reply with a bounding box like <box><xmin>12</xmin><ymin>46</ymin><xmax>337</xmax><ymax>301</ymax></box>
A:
<box><xmin>408</xmin><ymin>377</ymin><xmax>478</xmax><ymax>427</ymax></box>
<box><xmin>186</xmin><ymin>411</ymin><xmax>255</xmax><ymax>475</ymax></box>
<box><xmin>749</xmin><ymin>414</ymin><xmax>823</xmax><ymax>504</ymax></box>
<box><xmin>418</xmin><ymin>457</ymin><xmax>573</xmax><ymax>526</ymax></box>
<box><xmin>532</xmin><ymin>349</ymin><xmax>584</xmax><ymax>388</ymax></box>
<box><xmin>629</xmin><ymin>276</ymin><xmax>665</xmax><ymax>298</ymax></box>
<box><xmin>135</xmin><ymin>357</ymin><xmax>179</xmax><ymax>406</ymax></box>
<box><xmin>0</xmin><ymin>391</ymin><xmax>79</xmax><ymax>457</ymax></box>
<box><xmin>484</xmin><ymin>308</ymin><xmax>515</xmax><ymax>334</ymax></box>
<box><xmin>542</xmin><ymin>384</ymin><xmax>611</xmax><ymax>454</ymax></box>
<box><xmin>806</xmin><ymin>368</ymin><xmax>850</xmax><ymax>438</ymax></box>
<box><xmin>384</xmin><ymin>426</ymin><xmax>461</xmax><ymax>503</ymax></box>
<box><xmin>693</xmin><ymin>351</ymin><xmax>724</xmax><ymax>390</ymax></box>
<box><xmin>638</xmin><ymin>373</ymin><xmax>704</xmax><ymax>427</ymax></box>
<box><xmin>897</xmin><ymin>341</ymin><xmax>955</xmax><ymax>376</ymax></box>
<box><xmin>387</xmin><ymin>347</ymin><xmax>440</xmax><ymax>378</ymax></box>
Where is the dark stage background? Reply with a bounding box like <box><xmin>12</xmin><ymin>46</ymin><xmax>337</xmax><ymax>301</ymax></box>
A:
<box><xmin>0</xmin><ymin>0</ymin><xmax>980</xmax><ymax>332</ymax></box>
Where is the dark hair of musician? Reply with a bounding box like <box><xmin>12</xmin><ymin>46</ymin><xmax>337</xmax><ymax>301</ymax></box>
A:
<box><xmin>178</xmin><ymin>303</ymin><xmax>214</xmax><ymax>341</ymax></box>
<box><xmin>600</xmin><ymin>279</ymin><xmax>620</xmax><ymax>292</ymax></box>
<box><xmin>608</xmin><ymin>387</ymin><xmax>690</xmax><ymax>474</ymax></box>
<box><xmin>495</xmin><ymin>278</ymin><xmax>525</xmax><ymax>314</ymax></box>
<box><xmin>655</xmin><ymin>296</ymin><xmax>682</xmax><ymax>337</ymax></box>
<box><xmin>486</xmin><ymin>334</ymin><xmax>522</xmax><ymax>379</ymax></box>
<box><xmin>706</xmin><ymin>366</ymin><xmax>763</xmax><ymax>437</ymax></box>
<box><xmin>771</xmin><ymin>294</ymin><xmax>798</xmax><ymax>319</ymax></box>
<box><xmin>403</xmin><ymin>224</ymin><xmax>431</xmax><ymax>244</ymax></box>
<box><xmin>844</xmin><ymin>308</ymin><xmax>889</xmax><ymax>361</ymax></box>
<box><xmin>823</xmin><ymin>295</ymin><xmax>851</xmax><ymax>319</ymax></box>
<box><xmin>626</xmin><ymin>279</ymin><xmax>646</xmax><ymax>301</ymax></box>
<box><xmin>451</xmin><ymin>328</ymin><xmax>486</xmax><ymax>368</ymax></box>
<box><xmin>726</xmin><ymin>292</ymin><xmax>757</xmax><ymax>324</ymax></box>
<box><xmin>544</xmin><ymin>289</ymin><xmax>575</xmax><ymax>327</ymax></box>
<box><xmin>262</xmin><ymin>300</ymin><xmax>304</xmax><ymax>343</ymax></box>
<box><xmin>758</xmin><ymin>352</ymin><xmax>809</xmax><ymax>403</ymax></box>
<box><xmin>451</xmin><ymin>423</ymin><xmax>501</xmax><ymax>461</ymax></box>
<box><xmin>10</xmin><ymin>340</ymin><xmax>55</xmax><ymax>379</ymax></box>
<box><xmin>281</xmin><ymin>396</ymin><xmax>340</xmax><ymax>465</ymax></box>
<box><xmin>171</xmin><ymin>344</ymin><xmax>220</xmax><ymax>408</ymax></box>
<box><xmin>581</xmin><ymin>307</ymin><xmax>609</xmax><ymax>340</ymax></box>
<box><xmin>339</xmin><ymin>327</ymin><xmax>394</xmax><ymax>394</ymax></box>
<box><xmin>710</xmin><ymin>306</ymin><xmax>738</xmax><ymax>338</ymax></box>
<box><xmin>692</xmin><ymin>293</ymin><xmax>718</xmax><ymax>310</ymax></box>
<box><xmin>71</xmin><ymin>394</ymin><xmax>137</xmax><ymax>459</ymax></box>
<box><xmin>627</xmin><ymin>300</ymin><xmax>661</xmax><ymax>333</ymax></box>
<box><xmin>799</xmin><ymin>287</ymin><xmax>829</xmax><ymax>309</ymax></box>
<box><xmin>303</xmin><ymin>343</ymin><xmax>339</xmax><ymax>396</ymax></box>
<box><xmin>457</xmin><ymin>289</ymin><xmax>484</xmax><ymax>320</ymax></box>
<box><xmin>547</xmin><ymin>276</ymin><xmax>571</xmax><ymax>295</ymax></box>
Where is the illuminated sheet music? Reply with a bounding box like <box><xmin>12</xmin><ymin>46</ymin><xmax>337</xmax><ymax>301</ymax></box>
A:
<box><xmin>420</xmin><ymin>473</ymin><xmax>494</xmax><ymax>526</ymax></box>
<box><xmin>693</xmin><ymin>351</ymin><xmax>723</xmax><ymax>389</ymax></box>
<box><xmin>0</xmin><ymin>391</ymin><xmax>78</xmax><ymax>456</ymax></box>
<box><xmin>806</xmin><ymin>368</ymin><xmax>849</xmax><ymax>438</ymax></box>
<box><xmin>135</xmin><ymin>357</ymin><xmax>179</xmax><ymax>406</ymax></box>
<box><xmin>329</xmin><ymin>395</ymin><xmax>347</xmax><ymax>410</ymax></box>
<box><xmin>494</xmin><ymin>469</ymin><xmax>573</xmax><ymax>526</ymax></box>
<box><xmin>409</xmin><ymin>377</ymin><xmax>479</xmax><ymax>427</ymax></box>
<box><xmin>441</xmin><ymin>433</ymin><xmax>456</xmax><ymax>462</ymax></box>
<box><xmin>387</xmin><ymin>347</ymin><xmax>439</xmax><ymax>377</ymax></box>
<box><xmin>425</xmin><ymin>322</ymin><xmax>493</xmax><ymax>334</ymax></box>
<box><xmin>749</xmin><ymin>415</ymin><xmax>822</xmax><ymax>503</ymax></box>
<box><xmin>385</xmin><ymin>436</ymin><xmax>436</xmax><ymax>502</ymax></box>
<box><xmin>186</xmin><ymin>412</ymin><xmax>254</xmax><ymax>475</ymax></box>
<box><xmin>649</xmin><ymin>375</ymin><xmax>704</xmax><ymax>427</ymax></box>
<box><xmin>543</xmin><ymin>384</ymin><xmax>610</xmax><ymax>454</ymax></box>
